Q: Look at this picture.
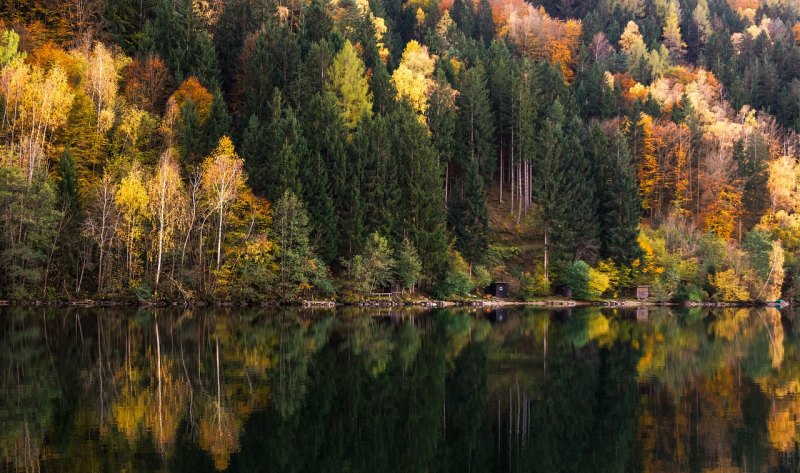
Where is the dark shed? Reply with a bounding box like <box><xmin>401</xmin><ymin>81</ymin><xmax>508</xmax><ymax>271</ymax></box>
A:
<box><xmin>486</xmin><ymin>282</ymin><xmax>510</xmax><ymax>298</ymax></box>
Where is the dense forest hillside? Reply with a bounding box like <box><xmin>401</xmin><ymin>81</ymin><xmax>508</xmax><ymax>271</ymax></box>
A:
<box><xmin>1</xmin><ymin>0</ymin><xmax>799</xmax><ymax>302</ymax></box>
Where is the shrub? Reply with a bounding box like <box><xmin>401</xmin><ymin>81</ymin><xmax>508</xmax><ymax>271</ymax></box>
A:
<box><xmin>521</xmin><ymin>271</ymin><xmax>550</xmax><ymax>300</ymax></box>
<box><xmin>562</xmin><ymin>261</ymin><xmax>610</xmax><ymax>301</ymax></box>
<box><xmin>431</xmin><ymin>250</ymin><xmax>472</xmax><ymax>299</ymax></box>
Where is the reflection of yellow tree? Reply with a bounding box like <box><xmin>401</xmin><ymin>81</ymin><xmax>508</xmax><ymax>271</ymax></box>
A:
<box><xmin>110</xmin><ymin>314</ymin><xmax>188</xmax><ymax>454</ymax></box>
<box><xmin>199</xmin><ymin>400</ymin><xmax>241</xmax><ymax>471</ymax></box>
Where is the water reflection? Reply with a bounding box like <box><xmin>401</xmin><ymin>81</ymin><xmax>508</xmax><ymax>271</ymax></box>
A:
<box><xmin>2</xmin><ymin>306</ymin><xmax>800</xmax><ymax>472</ymax></box>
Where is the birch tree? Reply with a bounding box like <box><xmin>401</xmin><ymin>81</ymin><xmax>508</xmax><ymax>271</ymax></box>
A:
<box><xmin>201</xmin><ymin>136</ymin><xmax>244</xmax><ymax>271</ymax></box>
<box><xmin>149</xmin><ymin>150</ymin><xmax>185</xmax><ymax>293</ymax></box>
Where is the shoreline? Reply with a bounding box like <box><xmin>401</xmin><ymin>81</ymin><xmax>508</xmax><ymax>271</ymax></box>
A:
<box><xmin>0</xmin><ymin>298</ymin><xmax>789</xmax><ymax>309</ymax></box>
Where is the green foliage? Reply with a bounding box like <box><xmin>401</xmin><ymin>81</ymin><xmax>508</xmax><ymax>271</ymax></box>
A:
<box><xmin>325</xmin><ymin>40</ymin><xmax>372</xmax><ymax>130</ymax></box>
<box><xmin>561</xmin><ymin>260</ymin><xmax>610</xmax><ymax>301</ymax></box>
<box><xmin>0</xmin><ymin>167</ymin><xmax>62</xmax><ymax>299</ymax></box>
<box><xmin>346</xmin><ymin>232</ymin><xmax>396</xmax><ymax>294</ymax></box>
<box><xmin>431</xmin><ymin>250</ymin><xmax>473</xmax><ymax>299</ymax></box>
<box><xmin>0</xmin><ymin>29</ymin><xmax>24</xmax><ymax>65</ymax></box>
<box><xmin>142</xmin><ymin>0</ymin><xmax>220</xmax><ymax>87</ymax></box>
<box><xmin>274</xmin><ymin>190</ymin><xmax>315</xmax><ymax>300</ymax></box>
<box><xmin>521</xmin><ymin>271</ymin><xmax>551</xmax><ymax>300</ymax></box>
<box><xmin>395</xmin><ymin>238</ymin><xmax>422</xmax><ymax>293</ymax></box>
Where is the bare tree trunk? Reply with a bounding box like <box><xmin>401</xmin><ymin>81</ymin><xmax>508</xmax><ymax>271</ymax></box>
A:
<box><xmin>544</xmin><ymin>226</ymin><xmax>549</xmax><ymax>283</ymax></box>
<box><xmin>216</xmin><ymin>205</ymin><xmax>223</xmax><ymax>271</ymax></box>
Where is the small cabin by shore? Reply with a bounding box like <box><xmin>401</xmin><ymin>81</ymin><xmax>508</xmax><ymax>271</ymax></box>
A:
<box><xmin>624</xmin><ymin>285</ymin><xmax>650</xmax><ymax>300</ymax></box>
<box><xmin>485</xmin><ymin>282</ymin><xmax>510</xmax><ymax>298</ymax></box>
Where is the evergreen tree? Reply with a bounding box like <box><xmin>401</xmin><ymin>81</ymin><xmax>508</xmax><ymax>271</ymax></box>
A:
<box><xmin>475</xmin><ymin>0</ymin><xmax>494</xmax><ymax>44</ymax></box>
<box><xmin>449</xmin><ymin>158</ymin><xmax>489</xmax><ymax>266</ymax></box>
<box><xmin>53</xmin><ymin>148</ymin><xmax>81</xmax><ymax>294</ymax></box>
<box><xmin>591</xmin><ymin>127</ymin><xmax>642</xmax><ymax>265</ymax></box>
<box><xmin>242</xmin><ymin>92</ymin><xmax>302</xmax><ymax>202</ymax></box>
<box><xmin>456</xmin><ymin>63</ymin><xmax>496</xmax><ymax>185</ymax></box>
<box><xmin>353</xmin><ymin>113</ymin><xmax>399</xmax><ymax>240</ymax></box>
<box><xmin>202</xmin><ymin>89</ymin><xmax>231</xmax><ymax>155</ymax></box>
<box><xmin>560</xmin><ymin>121</ymin><xmax>599</xmax><ymax>262</ymax></box>
<box><xmin>177</xmin><ymin>101</ymin><xmax>205</xmax><ymax>165</ymax></box>
<box><xmin>532</xmin><ymin>101</ymin><xmax>572</xmax><ymax>281</ymax></box>
<box><xmin>142</xmin><ymin>0</ymin><xmax>220</xmax><ymax>87</ymax></box>
<box><xmin>735</xmin><ymin>136</ymin><xmax>770</xmax><ymax>230</ymax></box>
<box><xmin>299</xmin><ymin>93</ymin><xmax>342</xmax><ymax>264</ymax></box>
<box><xmin>389</xmin><ymin>104</ymin><xmax>449</xmax><ymax>281</ymax></box>
<box><xmin>451</xmin><ymin>0</ymin><xmax>475</xmax><ymax>38</ymax></box>
<box><xmin>273</xmin><ymin>190</ymin><xmax>315</xmax><ymax>300</ymax></box>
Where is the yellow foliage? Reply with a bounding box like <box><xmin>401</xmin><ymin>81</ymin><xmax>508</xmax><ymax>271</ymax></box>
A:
<box><xmin>709</xmin><ymin>269</ymin><xmax>749</xmax><ymax>301</ymax></box>
<box><xmin>391</xmin><ymin>40</ymin><xmax>436</xmax><ymax>121</ymax></box>
<box><xmin>703</xmin><ymin>183</ymin><xmax>742</xmax><ymax>239</ymax></box>
<box><xmin>637</xmin><ymin>113</ymin><xmax>661</xmax><ymax>214</ymax></box>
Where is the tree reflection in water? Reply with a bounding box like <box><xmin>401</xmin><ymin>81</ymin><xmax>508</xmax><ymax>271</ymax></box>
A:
<box><xmin>1</xmin><ymin>306</ymin><xmax>800</xmax><ymax>472</ymax></box>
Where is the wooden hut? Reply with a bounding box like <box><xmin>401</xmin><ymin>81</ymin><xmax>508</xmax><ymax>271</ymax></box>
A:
<box><xmin>486</xmin><ymin>282</ymin><xmax>510</xmax><ymax>298</ymax></box>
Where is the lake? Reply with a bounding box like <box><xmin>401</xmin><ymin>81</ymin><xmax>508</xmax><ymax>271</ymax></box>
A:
<box><xmin>2</xmin><ymin>305</ymin><xmax>799</xmax><ymax>472</ymax></box>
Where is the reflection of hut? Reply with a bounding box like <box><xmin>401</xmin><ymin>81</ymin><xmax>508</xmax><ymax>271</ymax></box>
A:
<box><xmin>486</xmin><ymin>308</ymin><xmax>508</xmax><ymax>323</ymax></box>
<box><xmin>636</xmin><ymin>306</ymin><xmax>649</xmax><ymax>323</ymax></box>
<box><xmin>486</xmin><ymin>282</ymin><xmax>510</xmax><ymax>298</ymax></box>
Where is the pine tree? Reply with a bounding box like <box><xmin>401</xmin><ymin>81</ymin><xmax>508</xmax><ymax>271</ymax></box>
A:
<box><xmin>202</xmin><ymin>89</ymin><xmax>231</xmax><ymax>156</ymax></box>
<box><xmin>562</xmin><ymin>120</ymin><xmax>599</xmax><ymax>262</ymax></box>
<box><xmin>451</xmin><ymin>0</ymin><xmax>475</xmax><ymax>38</ymax></box>
<box><xmin>353</xmin><ymin>113</ymin><xmax>399</xmax><ymax>240</ymax></box>
<box><xmin>475</xmin><ymin>0</ymin><xmax>494</xmax><ymax>44</ymax></box>
<box><xmin>177</xmin><ymin>101</ymin><xmax>205</xmax><ymax>165</ymax></box>
<box><xmin>428</xmin><ymin>74</ymin><xmax>458</xmax><ymax>202</ymax></box>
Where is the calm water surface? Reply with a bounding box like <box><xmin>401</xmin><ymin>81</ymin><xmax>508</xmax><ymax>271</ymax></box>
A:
<box><xmin>2</xmin><ymin>306</ymin><xmax>800</xmax><ymax>472</ymax></box>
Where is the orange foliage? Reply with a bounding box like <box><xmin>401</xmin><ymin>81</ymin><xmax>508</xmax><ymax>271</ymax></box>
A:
<box><xmin>636</xmin><ymin>114</ymin><xmax>661</xmax><ymax>215</ymax></box>
<box><xmin>28</xmin><ymin>42</ymin><xmax>84</xmax><ymax>85</ymax></box>
<box><xmin>167</xmin><ymin>77</ymin><xmax>213</xmax><ymax>124</ymax></box>
<box><xmin>703</xmin><ymin>183</ymin><xmax>743</xmax><ymax>239</ymax></box>
<box><xmin>793</xmin><ymin>23</ymin><xmax>800</xmax><ymax>44</ymax></box>
<box><xmin>726</xmin><ymin>0</ymin><xmax>759</xmax><ymax>12</ymax></box>
<box><xmin>122</xmin><ymin>55</ymin><xmax>173</xmax><ymax>114</ymax></box>
<box><xmin>505</xmin><ymin>5</ymin><xmax>581</xmax><ymax>82</ymax></box>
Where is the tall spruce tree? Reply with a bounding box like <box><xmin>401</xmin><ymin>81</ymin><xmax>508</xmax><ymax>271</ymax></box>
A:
<box><xmin>449</xmin><ymin>157</ymin><xmax>489</xmax><ymax>267</ymax></box>
<box><xmin>390</xmin><ymin>104</ymin><xmax>449</xmax><ymax>281</ymax></box>
<box><xmin>561</xmin><ymin>120</ymin><xmax>599</xmax><ymax>263</ymax></box>
<box><xmin>457</xmin><ymin>63</ymin><xmax>496</xmax><ymax>185</ymax></box>
<box><xmin>242</xmin><ymin>91</ymin><xmax>302</xmax><ymax>202</ymax></box>
<box><xmin>532</xmin><ymin>101</ymin><xmax>572</xmax><ymax>281</ymax></box>
<box><xmin>590</xmin><ymin>127</ymin><xmax>642</xmax><ymax>265</ymax></box>
<box><xmin>298</xmin><ymin>93</ymin><xmax>342</xmax><ymax>264</ymax></box>
<box><xmin>142</xmin><ymin>0</ymin><xmax>220</xmax><ymax>87</ymax></box>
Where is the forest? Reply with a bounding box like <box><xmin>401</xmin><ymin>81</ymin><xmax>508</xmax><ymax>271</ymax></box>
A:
<box><xmin>2</xmin><ymin>0</ymin><xmax>800</xmax><ymax>302</ymax></box>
